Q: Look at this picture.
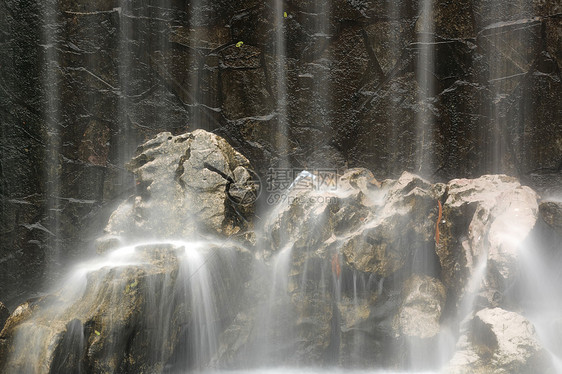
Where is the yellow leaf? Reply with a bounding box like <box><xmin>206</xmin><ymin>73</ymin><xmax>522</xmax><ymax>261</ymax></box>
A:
<box><xmin>94</xmin><ymin>330</ymin><xmax>101</xmax><ymax>336</ymax></box>
<box><xmin>284</xmin><ymin>12</ymin><xmax>288</xmax><ymax>18</ymax></box>
<box><xmin>236</xmin><ymin>41</ymin><xmax>244</xmax><ymax>48</ymax></box>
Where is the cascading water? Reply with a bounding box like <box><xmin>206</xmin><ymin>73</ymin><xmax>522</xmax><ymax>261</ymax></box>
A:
<box><xmin>1</xmin><ymin>239</ymin><xmax>240</xmax><ymax>373</ymax></box>
<box><xmin>42</xmin><ymin>0</ymin><xmax>62</xmax><ymax>275</ymax></box>
<box><xmin>415</xmin><ymin>0</ymin><xmax>435</xmax><ymax>176</ymax></box>
<box><xmin>251</xmin><ymin>244</ymin><xmax>296</xmax><ymax>365</ymax></box>
<box><xmin>311</xmin><ymin>0</ymin><xmax>332</xmax><ymax>168</ymax></box>
<box><xmin>274</xmin><ymin>0</ymin><xmax>289</xmax><ymax>169</ymax></box>
<box><xmin>185</xmin><ymin>0</ymin><xmax>204</xmax><ymax>129</ymax></box>
<box><xmin>3</xmin><ymin>151</ymin><xmax>561</xmax><ymax>374</ymax></box>
<box><xmin>117</xmin><ymin>1</ymin><xmax>135</xmax><ymax>190</ymax></box>
<box><xmin>1</xmin><ymin>1</ymin><xmax>561</xmax><ymax>374</ymax></box>
<box><xmin>516</xmin><ymin>233</ymin><xmax>562</xmax><ymax>371</ymax></box>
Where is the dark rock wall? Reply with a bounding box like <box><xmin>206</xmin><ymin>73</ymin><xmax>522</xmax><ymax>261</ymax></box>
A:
<box><xmin>1</xmin><ymin>0</ymin><xmax>49</xmax><ymax>307</ymax></box>
<box><xmin>0</xmin><ymin>0</ymin><xmax>560</xmax><ymax>306</ymax></box>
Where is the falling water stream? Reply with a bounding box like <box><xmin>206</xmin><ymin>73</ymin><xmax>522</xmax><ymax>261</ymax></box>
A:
<box><xmin>117</xmin><ymin>1</ymin><xmax>135</xmax><ymax>190</ymax></box>
<box><xmin>3</xmin><ymin>240</ymin><xmax>239</xmax><ymax>373</ymax></box>
<box><xmin>518</xmin><ymin>243</ymin><xmax>562</xmax><ymax>372</ymax></box>
<box><xmin>43</xmin><ymin>0</ymin><xmax>62</xmax><ymax>274</ymax></box>
<box><xmin>4</xmin><ymin>175</ymin><xmax>561</xmax><ymax>373</ymax></box>
<box><xmin>414</xmin><ymin>0</ymin><xmax>435</xmax><ymax>175</ymax></box>
<box><xmin>274</xmin><ymin>0</ymin><xmax>289</xmax><ymax>169</ymax></box>
<box><xmin>2</xmin><ymin>0</ymin><xmax>561</xmax><ymax>373</ymax></box>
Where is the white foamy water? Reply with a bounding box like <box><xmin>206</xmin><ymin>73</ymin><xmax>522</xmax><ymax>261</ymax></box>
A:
<box><xmin>3</xmin><ymin>239</ymin><xmax>238</xmax><ymax>373</ymax></box>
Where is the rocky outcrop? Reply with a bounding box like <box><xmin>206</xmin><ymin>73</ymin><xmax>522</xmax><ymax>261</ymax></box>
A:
<box><xmin>0</xmin><ymin>242</ymin><xmax>251</xmax><ymax>374</ymax></box>
<box><xmin>264</xmin><ymin>169</ymin><xmax>445</xmax><ymax>276</ymax></box>
<box><xmin>0</xmin><ymin>130</ymin><xmax>256</xmax><ymax>374</ymax></box>
<box><xmin>340</xmin><ymin>172</ymin><xmax>445</xmax><ymax>277</ymax></box>
<box><xmin>393</xmin><ymin>275</ymin><xmax>446</xmax><ymax>340</ymax></box>
<box><xmin>391</xmin><ymin>274</ymin><xmax>448</xmax><ymax>368</ymax></box>
<box><xmin>0</xmin><ymin>118</ymin><xmax>557</xmax><ymax>373</ymax></box>
<box><xmin>237</xmin><ymin>170</ymin><xmax>550</xmax><ymax>370</ymax></box>
<box><xmin>446</xmin><ymin>308</ymin><xmax>554</xmax><ymax>374</ymax></box>
<box><xmin>102</xmin><ymin>129</ymin><xmax>258</xmax><ymax>245</ymax></box>
<box><xmin>250</xmin><ymin>170</ymin><xmax>447</xmax><ymax>367</ymax></box>
<box><xmin>436</xmin><ymin>175</ymin><xmax>539</xmax><ymax>307</ymax></box>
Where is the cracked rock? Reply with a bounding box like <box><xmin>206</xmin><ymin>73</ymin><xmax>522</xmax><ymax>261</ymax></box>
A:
<box><xmin>103</xmin><ymin>129</ymin><xmax>258</xmax><ymax>242</ymax></box>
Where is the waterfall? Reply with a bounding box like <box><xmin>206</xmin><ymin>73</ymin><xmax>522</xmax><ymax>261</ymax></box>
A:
<box><xmin>1</xmin><ymin>0</ymin><xmax>560</xmax><ymax>373</ymax></box>
<box><xmin>517</xmin><ymin>241</ymin><xmax>562</xmax><ymax>371</ymax></box>
<box><xmin>480</xmin><ymin>1</ymin><xmax>534</xmax><ymax>174</ymax></box>
<box><xmin>117</xmin><ymin>1</ymin><xmax>135</xmax><ymax>190</ymax></box>
<box><xmin>415</xmin><ymin>0</ymin><xmax>435</xmax><ymax>176</ymax></box>
<box><xmin>186</xmin><ymin>0</ymin><xmax>203</xmax><ymax>129</ymax></box>
<box><xmin>252</xmin><ymin>244</ymin><xmax>296</xmax><ymax>365</ymax></box>
<box><xmin>274</xmin><ymin>0</ymin><xmax>289</xmax><ymax>169</ymax></box>
<box><xmin>385</xmin><ymin>0</ymin><xmax>402</xmax><ymax>177</ymax></box>
<box><xmin>1</xmin><ymin>240</ymin><xmax>237</xmax><ymax>373</ymax></box>
<box><xmin>42</xmin><ymin>0</ymin><xmax>62</xmax><ymax>274</ymax></box>
<box><xmin>312</xmin><ymin>0</ymin><xmax>332</xmax><ymax>163</ymax></box>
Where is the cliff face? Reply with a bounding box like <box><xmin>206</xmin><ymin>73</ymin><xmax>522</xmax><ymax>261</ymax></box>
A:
<box><xmin>0</xmin><ymin>0</ymin><xmax>561</xmax><ymax>305</ymax></box>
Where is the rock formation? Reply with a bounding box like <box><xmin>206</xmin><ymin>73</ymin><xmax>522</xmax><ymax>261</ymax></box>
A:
<box><xmin>539</xmin><ymin>201</ymin><xmax>562</xmax><ymax>236</ymax></box>
<box><xmin>215</xmin><ymin>163</ymin><xmax>552</xmax><ymax>370</ymax></box>
<box><xmin>436</xmin><ymin>175</ymin><xmax>539</xmax><ymax>307</ymax></box>
<box><xmin>0</xmin><ymin>131</ymin><xmax>255</xmax><ymax>373</ymax></box>
<box><xmin>0</xmin><ymin>131</ymin><xmax>558</xmax><ymax>373</ymax></box>
<box><xmin>101</xmin><ymin>129</ymin><xmax>258</xmax><ymax>244</ymax></box>
<box><xmin>446</xmin><ymin>308</ymin><xmax>553</xmax><ymax>373</ymax></box>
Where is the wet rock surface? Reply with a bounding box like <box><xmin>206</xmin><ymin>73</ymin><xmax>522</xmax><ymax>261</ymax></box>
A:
<box><xmin>0</xmin><ymin>242</ymin><xmax>252</xmax><ymax>374</ymax></box>
<box><xmin>224</xmin><ymin>170</ymin><xmax>445</xmax><ymax>367</ymax></box>
<box><xmin>0</xmin><ymin>127</ymin><xmax>559</xmax><ymax>373</ymax></box>
<box><xmin>446</xmin><ymin>308</ymin><xmax>554</xmax><ymax>374</ymax></box>
<box><xmin>0</xmin><ymin>130</ymin><xmax>256</xmax><ymax>373</ymax></box>
<box><xmin>103</xmin><ymin>129</ymin><xmax>258</xmax><ymax>242</ymax></box>
<box><xmin>220</xmin><ymin>168</ymin><xmax>552</xmax><ymax>370</ymax></box>
<box><xmin>393</xmin><ymin>274</ymin><xmax>446</xmax><ymax>340</ymax></box>
<box><xmin>264</xmin><ymin>169</ymin><xmax>445</xmax><ymax>277</ymax></box>
<box><xmin>436</xmin><ymin>175</ymin><xmax>539</xmax><ymax>307</ymax></box>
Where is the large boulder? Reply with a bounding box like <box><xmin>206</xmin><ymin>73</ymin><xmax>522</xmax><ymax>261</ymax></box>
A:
<box><xmin>393</xmin><ymin>275</ymin><xmax>446</xmax><ymax>340</ymax></box>
<box><xmin>103</xmin><ymin>130</ymin><xmax>259</xmax><ymax>244</ymax></box>
<box><xmin>1</xmin><ymin>130</ymin><xmax>258</xmax><ymax>374</ymax></box>
<box><xmin>256</xmin><ymin>169</ymin><xmax>446</xmax><ymax>366</ymax></box>
<box><xmin>264</xmin><ymin>169</ymin><xmax>445</xmax><ymax>277</ymax></box>
<box><xmin>446</xmin><ymin>308</ymin><xmax>553</xmax><ymax>374</ymax></box>
<box><xmin>340</xmin><ymin>172</ymin><xmax>445</xmax><ymax>277</ymax></box>
<box><xmin>391</xmin><ymin>275</ymin><xmax>448</xmax><ymax>368</ymax></box>
<box><xmin>436</xmin><ymin>175</ymin><xmax>539</xmax><ymax>307</ymax></box>
<box><xmin>0</xmin><ymin>242</ymin><xmax>251</xmax><ymax>374</ymax></box>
